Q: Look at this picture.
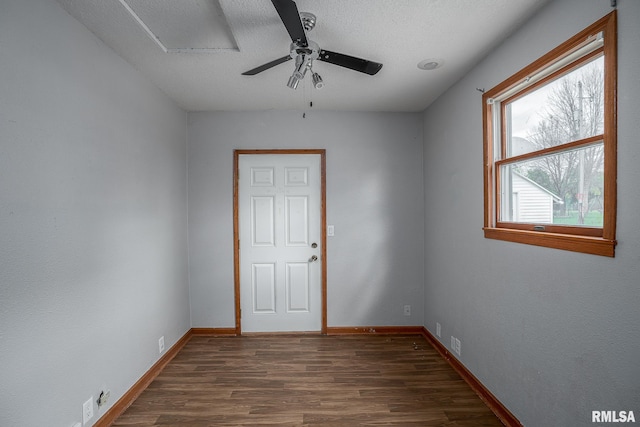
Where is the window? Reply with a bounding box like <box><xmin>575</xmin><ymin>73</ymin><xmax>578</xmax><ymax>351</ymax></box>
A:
<box><xmin>483</xmin><ymin>12</ymin><xmax>617</xmax><ymax>257</ymax></box>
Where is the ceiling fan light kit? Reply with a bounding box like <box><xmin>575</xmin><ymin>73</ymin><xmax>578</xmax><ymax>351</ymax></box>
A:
<box><xmin>312</xmin><ymin>72</ymin><xmax>324</xmax><ymax>89</ymax></box>
<box><xmin>242</xmin><ymin>0</ymin><xmax>383</xmax><ymax>90</ymax></box>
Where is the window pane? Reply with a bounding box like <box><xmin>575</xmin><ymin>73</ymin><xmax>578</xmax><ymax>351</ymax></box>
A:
<box><xmin>506</xmin><ymin>56</ymin><xmax>604</xmax><ymax>157</ymax></box>
<box><xmin>500</xmin><ymin>143</ymin><xmax>604</xmax><ymax>226</ymax></box>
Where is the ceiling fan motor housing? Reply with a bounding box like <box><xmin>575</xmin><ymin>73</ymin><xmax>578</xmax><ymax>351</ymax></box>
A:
<box><xmin>290</xmin><ymin>40</ymin><xmax>320</xmax><ymax>62</ymax></box>
<box><xmin>300</xmin><ymin>12</ymin><xmax>316</xmax><ymax>32</ymax></box>
<box><xmin>241</xmin><ymin>1</ymin><xmax>382</xmax><ymax>82</ymax></box>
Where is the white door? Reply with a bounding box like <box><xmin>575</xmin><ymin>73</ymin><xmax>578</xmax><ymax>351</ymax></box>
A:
<box><xmin>239</xmin><ymin>154</ymin><xmax>322</xmax><ymax>332</ymax></box>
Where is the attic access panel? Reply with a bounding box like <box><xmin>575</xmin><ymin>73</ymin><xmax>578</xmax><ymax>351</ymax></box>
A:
<box><xmin>119</xmin><ymin>0</ymin><xmax>238</xmax><ymax>52</ymax></box>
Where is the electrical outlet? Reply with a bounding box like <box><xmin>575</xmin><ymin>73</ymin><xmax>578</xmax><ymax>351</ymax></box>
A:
<box><xmin>158</xmin><ymin>336</ymin><xmax>165</xmax><ymax>354</ymax></box>
<box><xmin>455</xmin><ymin>338</ymin><xmax>461</xmax><ymax>356</ymax></box>
<box><xmin>436</xmin><ymin>322</ymin><xmax>441</xmax><ymax>337</ymax></box>
<box><xmin>82</xmin><ymin>397</ymin><xmax>93</xmax><ymax>424</ymax></box>
<box><xmin>403</xmin><ymin>305</ymin><xmax>411</xmax><ymax>316</ymax></box>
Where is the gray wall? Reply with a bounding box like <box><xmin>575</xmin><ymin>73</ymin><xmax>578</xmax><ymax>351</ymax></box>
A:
<box><xmin>0</xmin><ymin>1</ymin><xmax>190</xmax><ymax>426</ymax></box>
<box><xmin>422</xmin><ymin>0</ymin><xmax>640</xmax><ymax>425</ymax></box>
<box><xmin>3</xmin><ymin>0</ymin><xmax>636</xmax><ymax>426</ymax></box>
<box><xmin>188</xmin><ymin>111</ymin><xmax>424</xmax><ymax>328</ymax></box>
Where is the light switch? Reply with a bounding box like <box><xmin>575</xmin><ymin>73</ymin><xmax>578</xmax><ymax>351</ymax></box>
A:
<box><xmin>327</xmin><ymin>225</ymin><xmax>335</xmax><ymax>236</ymax></box>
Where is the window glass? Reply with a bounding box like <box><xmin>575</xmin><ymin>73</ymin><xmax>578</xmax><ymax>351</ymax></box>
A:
<box><xmin>506</xmin><ymin>56</ymin><xmax>604</xmax><ymax>157</ymax></box>
<box><xmin>482</xmin><ymin>11</ymin><xmax>616</xmax><ymax>256</ymax></box>
<box><xmin>499</xmin><ymin>142</ymin><xmax>604</xmax><ymax>226</ymax></box>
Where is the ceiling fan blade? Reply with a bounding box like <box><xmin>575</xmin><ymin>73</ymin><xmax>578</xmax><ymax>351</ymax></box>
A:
<box><xmin>242</xmin><ymin>55</ymin><xmax>293</xmax><ymax>76</ymax></box>
<box><xmin>271</xmin><ymin>0</ymin><xmax>308</xmax><ymax>47</ymax></box>
<box><xmin>317</xmin><ymin>50</ymin><xmax>383</xmax><ymax>75</ymax></box>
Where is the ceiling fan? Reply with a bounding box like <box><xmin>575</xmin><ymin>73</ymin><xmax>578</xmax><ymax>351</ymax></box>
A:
<box><xmin>242</xmin><ymin>0</ymin><xmax>383</xmax><ymax>89</ymax></box>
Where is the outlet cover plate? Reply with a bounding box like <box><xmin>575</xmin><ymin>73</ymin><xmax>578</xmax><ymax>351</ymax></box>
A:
<box><xmin>82</xmin><ymin>397</ymin><xmax>93</xmax><ymax>424</ymax></box>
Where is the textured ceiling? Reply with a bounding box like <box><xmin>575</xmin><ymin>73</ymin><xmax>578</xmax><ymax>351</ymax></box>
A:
<box><xmin>56</xmin><ymin>0</ymin><xmax>550</xmax><ymax>112</ymax></box>
<box><xmin>120</xmin><ymin>0</ymin><xmax>238</xmax><ymax>52</ymax></box>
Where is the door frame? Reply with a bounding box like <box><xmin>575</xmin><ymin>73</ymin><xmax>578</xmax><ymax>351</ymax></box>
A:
<box><xmin>233</xmin><ymin>149</ymin><xmax>327</xmax><ymax>335</ymax></box>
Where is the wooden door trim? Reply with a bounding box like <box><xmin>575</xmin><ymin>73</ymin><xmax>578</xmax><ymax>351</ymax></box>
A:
<box><xmin>233</xmin><ymin>149</ymin><xmax>327</xmax><ymax>335</ymax></box>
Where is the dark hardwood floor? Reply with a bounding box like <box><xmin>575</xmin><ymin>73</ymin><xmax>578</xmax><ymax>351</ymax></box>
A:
<box><xmin>112</xmin><ymin>334</ymin><xmax>503</xmax><ymax>426</ymax></box>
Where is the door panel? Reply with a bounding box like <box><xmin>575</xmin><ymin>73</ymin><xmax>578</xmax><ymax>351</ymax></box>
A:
<box><xmin>239</xmin><ymin>154</ymin><xmax>322</xmax><ymax>332</ymax></box>
<box><xmin>251</xmin><ymin>196</ymin><xmax>275</xmax><ymax>246</ymax></box>
<box><xmin>286</xmin><ymin>262</ymin><xmax>310</xmax><ymax>312</ymax></box>
<box><xmin>251</xmin><ymin>167</ymin><xmax>275</xmax><ymax>186</ymax></box>
<box><xmin>285</xmin><ymin>196</ymin><xmax>308</xmax><ymax>246</ymax></box>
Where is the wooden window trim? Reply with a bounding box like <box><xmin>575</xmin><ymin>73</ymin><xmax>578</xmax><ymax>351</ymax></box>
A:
<box><xmin>502</xmin><ymin>48</ymin><xmax>604</xmax><ymax>107</ymax></box>
<box><xmin>495</xmin><ymin>135</ymin><xmax>604</xmax><ymax>167</ymax></box>
<box><xmin>483</xmin><ymin>12</ymin><xmax>617</xmax><ymax>257</ymax></box>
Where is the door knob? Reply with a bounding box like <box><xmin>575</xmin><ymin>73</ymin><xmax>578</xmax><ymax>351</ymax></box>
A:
<box><xmin>308</xmin><ymin>255</ymin><xmax>318</xmax><ymax>262</ymax></box>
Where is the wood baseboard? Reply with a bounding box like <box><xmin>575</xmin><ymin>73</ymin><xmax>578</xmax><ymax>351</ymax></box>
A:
<box><xmin>191</xmin><ymin>327</ymin><xmax>237</xmax><ymax>336</ymax></box>
<box><xmin>326</xmin><ymin>326</ymin><xmax>425</xmax><ymax>335</ymax></box>
<box><xmin>94</xmin><ymin>326</ymin><xmax>520</xmax><ymax>427</ymax></box>
<box><xmin>93</xmin><ymin>329</ymin><xmax>193</xmax><ymax>427</ymax></box>
<box><xmin>421</xmin><ymin>327</ymin><xmax>522</xmax><ymax>427</ymax></box>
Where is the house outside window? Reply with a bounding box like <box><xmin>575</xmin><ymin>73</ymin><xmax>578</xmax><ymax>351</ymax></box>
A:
<box><xmin>482</xmin><ymin>12</ymin><xmax>617</xmax><ymax>256</ymax></box>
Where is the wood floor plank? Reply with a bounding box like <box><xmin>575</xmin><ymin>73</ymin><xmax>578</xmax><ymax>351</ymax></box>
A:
<box><xmin>112</xmin><ymin>334</ymin><xmax>503</xmax><ymax>426</ymax></box>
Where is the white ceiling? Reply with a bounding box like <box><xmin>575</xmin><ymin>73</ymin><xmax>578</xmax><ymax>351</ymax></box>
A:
<box><xmin>56</xmin><ymin>0</ymin><xmax>550</xmax><ymax>112</ymax></box>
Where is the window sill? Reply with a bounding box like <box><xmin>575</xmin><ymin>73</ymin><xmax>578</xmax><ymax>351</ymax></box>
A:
<box><xmin>483</xmin><ymin>227</ymin><xmax>616</xmax><ymax>257</ymax></box>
